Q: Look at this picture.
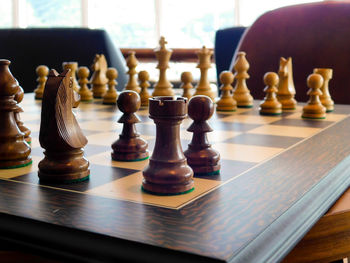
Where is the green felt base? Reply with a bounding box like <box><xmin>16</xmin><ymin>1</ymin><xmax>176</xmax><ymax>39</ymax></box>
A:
<box><xmin>326</xmin><ymin>109</ymin><xmax>334</xmax><ymax>113</ymax></box>
<box><xmin>195</xmin><ymin>170</ymin><xmax>220</xmax><ymax>176</ymax></box>
<box><xmin>112</xmin><ymin>156</ymin><xmax>149</xmax><ymax>162</ymax></box>
<box><xmin>0</xmin><ymin>160</ymin><xmax>33</xmax><ymax>169</ymax></box>
<box><xmin>141</xmin><ymin>186</ymin><xmax>195</xmax><ymax>196</ymax></box>
<box><xmin>302</xmin><ymin>116</ymin><xmax>326</xmax><ymax>120</ymax></box>
<box><xmin>34</xmin><ymin>97</ymin><xmax>42</xmax><ymax>100</ymax></box>
<box><xmin>26</xmin><ymin>141</ymin><xmax>31</xmax><ymax>145</ymax></box>
<box><xmin>81</xmin><ymin>100</ymin><xmax>94</xmax><ymax>103</ymax></box>
<box><xmin>259</xmin><ymin>112</ymin><xmax>282</xmax><ymax>116</ymax></box>
<box><xmin>237</xmin><ymin>105</ymin><xmax>253</xmax><ymax>108</ymax></box>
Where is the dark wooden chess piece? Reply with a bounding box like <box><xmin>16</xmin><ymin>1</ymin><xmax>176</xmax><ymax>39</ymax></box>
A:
<box><xmin>14</xmin><ymin>85</ymin><xmax>32</xmax><ymax>144</ymax></box>
<box><xmin>38</xmin><ymin>69</ymin><xmax>90</xmax><ymax>183</ymax></box>
<box><xmin>184</xmin><ymin>95</ymin><xmax>220</xmax><ymax>175</ymax></box>
<box><xmin>111</xmin><ymin>90</ymin><xmax>149</xmax><ymax>161</ymax></box>
<box><xmin>142</xmin><ymin>96</ymin><xmax>194</xmax><ymax>195</ymax></box>
<box><xmin>0</xmin><ymin>59</ymin><xmax>32</xmax><ymax>169</ymax></box>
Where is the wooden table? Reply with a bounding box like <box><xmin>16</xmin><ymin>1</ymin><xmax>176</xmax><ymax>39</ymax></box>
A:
<box><xmin>1</xmin><ymin>95</ymin><xmax>350</xmax><ymax>262</ymax></box>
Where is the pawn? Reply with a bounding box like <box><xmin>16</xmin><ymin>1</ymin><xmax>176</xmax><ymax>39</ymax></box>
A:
<box><xmin>180</xmin><ymin>72</ymin><xmax>193</xmax><ymax>99</ymax></box>
<box><xmin>216</xmin><ymin>71</ymin><xmax>237</xmax><ymax>112</ymax></box>
<box><xmin>124</xmin><ymin>52</ymin><xmax>140</xmax><ymax>93</ymax></box>
<box><xmin>103</xmin><ymin>67</ymin><xmax>118</xmax><ymax>105</ymax></box>
<box><xmin>14</xmin><ymin>85</ymin><xmax>32</xmax><ymax>143</ymax></box>
<box><xmin>111</xmin><ymin>91</ymin><xmax>149</xmax><ymax>161</ymax></box>
<box><xmin>138</xmin><ymin>70</ymin><xmax>151</xmax><ymax>107</ymax></box>
<box><xmin>302</xmin><ymin>73</ymin><xmax>326</xmax><ymax>119</ymax></box>
<box><xmin>34</xmin><ymin>65</ymin><xmax>49</xmax><ymax>99</ymax></box>
<box><xmin>259</xmin><ymin>72</ymin><xmax>282</xmax><ymax>115</ymax></box>
<box><xmin>233</xmin><ymin>51</ymin><xmax>253</xmax><ymax>108</ymax></box>
<box><xmin>313</xmin><ymin>68</ymin><xmax>334</xmax><ymax>112</ymax></box>
<box><xmin>77</xmin><ymin>66</ymin><xmax>93</xmax><ymax>101</ymax></box>
<box><xmin>62</xmin><ymin>62</ymin><xmax>79</xmax><ymax>92</ymax></box>
<box><xmin>184</xmin><ymin>95</ymin><xmax>220</xmax><ymax>176</ymax></box>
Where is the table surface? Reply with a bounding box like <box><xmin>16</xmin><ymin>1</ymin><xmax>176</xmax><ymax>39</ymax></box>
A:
<box><xmin>1</xmin><ymin>94</ymin><xmax>350</xmax><ymax>263</ymax></box>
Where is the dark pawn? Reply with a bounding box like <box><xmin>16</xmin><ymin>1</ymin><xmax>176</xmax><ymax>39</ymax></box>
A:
<box><xmin>38</xmin><ymin>69</ymin><xmax>90</xmax><ymax>183</ymax></box>
<box><xmin>142</xmin><ymin>96</ymin><xmax>194</xmax><ymax>195</ymax></box>
<box><xmin>111</xmin><ymin>90</ymin><xmax>149</xmax><ymax>161</ymax></box>
<box><xmin>14</xmin><ymin>85</ymin><xmax>32</xmax><ymax>144</ymax></box>
<box><xmin>0</xmin><ymin>59</ymin><xmax>32</xmax><ymax>169</ymax></box>
<box><xmin>184</xmin><ymin>95</ymin><xmax>220</xmax><ymax>175</ymax></box>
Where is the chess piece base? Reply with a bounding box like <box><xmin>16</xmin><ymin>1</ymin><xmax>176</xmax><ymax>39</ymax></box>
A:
<box><xmin>80</xmin><ymin>92</ymin><xmax>93</xmax><ymax>102</ymax></box>
<box><xmin>0</xmin><ymin>158</ymin><xmax>32</xmax><ymax>169</ymax></box>
<box><xmin>216</xmin><ymin>99</ymin><xmax>237</xmax><ymax>112</ymax></box>
<box><xmin>141</xmin><ymin>185</ymin><xmax>194</xmax><ymax>196</ymax></box>
<box><xmin>184</xmin><ymin>147</ymin><xmax>220</xmax><ymax>175</ymax></box>
<box><xmin>259</xmin><ymin>102</ymin><xmax>282</xmax><ymax>115</ymax></box>
<box><xmin>302</xmin><ymin>104</ymin><xmax>326</xmax><ymax>119</ymax></box>
<box><xmin>111</xmin><ymin>137</ymin><xmax>149</xmax><ymax>162</ymax></box>
<box><xmin>38</xmin><ymin>149</ymin><xmax>90</xmax><ymax>183</ymax></box>
<box><xmin>92</xmin><ymin>85</ymin><xmax>107</xmax><ymax>98</ymax></box>
<box><xmin>277</xmin><ymin>96</ymin><xmax>297</xmax><ymax>110</ymax></box>
<box><xmin>321</xmin><ymin>98</ymin><xmax>334</xmax><ymax>112</ymax></box>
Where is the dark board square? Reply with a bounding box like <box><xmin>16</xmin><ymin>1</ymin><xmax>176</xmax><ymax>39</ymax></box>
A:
<box><xmin>269</xmin><ymin>118</ymin><xmax>333</xmax><ymax>128</ymax></box>
<box><xmin>12</xmin><ymin>164</ymin><xmax>139</xmax><ymax>192</ymax></box>
<box><xmin>223</xmin><ymin>133</ymin><xmax>303</xmax><ymax>148</ymax></box>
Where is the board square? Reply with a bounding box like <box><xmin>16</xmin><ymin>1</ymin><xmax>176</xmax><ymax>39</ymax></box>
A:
<box><xmin>220</xmin><ymin>114</ymin><xmax>282</xmax><ymax>124</ymax></box>
<box><xmin>247</xmin><ymin>125</ymin><xmax>322</xmax><ymax>138</ymax></box>
<box><xmin>0</xmin><ymin>155</ymin><xmax>41</xmax><ymax>179</ymax></box>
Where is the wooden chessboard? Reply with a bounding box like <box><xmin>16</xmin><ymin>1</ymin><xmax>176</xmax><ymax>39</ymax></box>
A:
<box><xmin>1</xmin><ymin>93</ymin><xmax>350</xmax><ymax>262</ymax></box>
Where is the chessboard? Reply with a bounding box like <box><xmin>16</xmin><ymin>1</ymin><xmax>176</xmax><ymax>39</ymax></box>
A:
<box><xmin>1</xmin><ymin>94</ymin><xmax>350</xmax><ymax>263</ymax></box>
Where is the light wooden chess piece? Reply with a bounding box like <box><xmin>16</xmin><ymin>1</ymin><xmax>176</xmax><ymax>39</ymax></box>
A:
<box><xmin>77</xmin><ymin>66</ymin><xmax>93</xmax><ymax>102</ymax></box>
<box><xmin>259</xmin><ymin>72</ymin><xmax>282</xmax><ymax>116</ymax></box>
<box><xmin>90</xmin><ymin>54</ymin><xmax>108</xmax><ymax>98</ymax></box>
<box><xmin>302</xmin><ymin>73</ymin><xmax>326</xmax><ymax>119</ymax></box>
<box><xmin>216</xmin><ymin>71</ymin><xmax>237</xmax><ymax>112</ymax></box>
<box><xmin>277</xmin><ymin>57</ymin><xmax>297</xmax><ymax>110</ymax></box>
<box><xmin>152</xmin><ymin>36</ymin><xmax>174</xmax><ymax>96</ymax></box>
<box><xmin>313</xmin><ymin>68</ymin><xmax>334</xmax><ymax>112</ymax></box>
<box><xmin>103</xmin><ymin>67</ymin><xmax>118</xmax><ymax>105</ymax></box>
<box><xmin>62</xmin><ymin>62</ymin><xmax>79</xmax><ymax>92</ymax></box>
<box><xmin>124</xmin><ymin>52</ymin><xmax>140</xmax><ymax>93</ymax></box>
<box><xmin>38</xmin><ymin>69</ymin><xmax>90</xmax><ymax>183</ymax></box>
<box><xmin>138</xmin><ymin>70</ymin><xmax>151</xmax><ymax>107</ymax></box>
<box><xmin>34</xmin><ymin>65</ymin><xmax>49</xmax><ymax>99</ymax></box>
<box><xmin>180</xmin><ymin>72</ymin><xmax>193</xmax><ymax>100</ymax></box>
<box><xmin>193</xmin><ymin>46</ymin><xmax>215</xmax><ymax>101</ymax></box>
<box><xmin>14</xmin><ymin>85</ymin><xmax>32</xmax><ymax>143</ymax></box>
<box><xmin>233</xmin><ymin>51</ymin><xmax>253</xmax><ymax>108</ymax></box>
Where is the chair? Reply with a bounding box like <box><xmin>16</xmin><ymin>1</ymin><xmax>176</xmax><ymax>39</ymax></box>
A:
<box><xmin>0</xmin><ymin>28</ymin><xmax>127</xmax><ymax>93</ymax></box>
<box><xmin>229</xmin><ymin>1</ymin><xmax>350</xmax><ymax>104</ymax></box>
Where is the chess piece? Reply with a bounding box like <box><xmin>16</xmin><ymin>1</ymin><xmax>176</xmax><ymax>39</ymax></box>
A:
<box><xmin>77</xmin><ymin>66</ymin><xmax>93</xmax><ymax>101</ymax></box>
<box><xmin>313</xmin><ymin>68</ymin><xmax>334</xmax><ymax>112</ymax></box>
<box><xmin>34</xmin><ymin>65</ymin><xmax>49</xmax><ymax>99</ymax></box>
<box><xmin>38</xmin><ymin>69</ymin><xmax>90</xmax><ymax>183</ymax></box>
<box><xmin>232</xmin><ymin>51</ymin><xmax>253</xmax><ymax>108</ymax></box>
<box><xmin>277</xmin><ymin>57</ymin><xmax>297</xmax><ymax>110</ymax></box>
<box><xmin>142</xmin><ymin>96</ymin><xmax>194</xmax><ymax>195</ymax></box>
<box><xmin>14</xmin><ymin>85</ymin><xmax>32</xmax><ymax>143</ymax></box>
<box><xmin>138</xmin><ymin>70</ymin><xmax>151</xmax><ymax>107</ymax></box>
<box><xmin>111</xmin><ymin>91</ymin><xmax>149</xmax><ymax>161</ymax></box>
<box><xmin>62</xmin><ymin>62</ymin><xmax>79</xmax><ymax>92</ymax></box>
<box><xmin>193</xmin><ymin>46</ymin><xmax>216</xmax><ymax>101</ymax></box>
<box><xmin>0</xmin><ymin>59</ymin><xmax>31</xmax><ymax>169</ymax></box>
<box><xmin>302</xmin><ymin>73</ymin><xmax>326</xmax><ymax>119</ymax></box>
<box><xmin>152</xmin><ymin>36</ymin><xmax>175</xmax><ymax>96</ymax></box>
<box><xmin>216</xmin><ymin>71</ymin><xmax>237</xmax><ymax>111</ymax></box>
<box><xmin>259</xmin><ymin>72</ymin><xmax>282</xmax><ymax>115</ymax></box>
<box><xmin>90</xmin><ymin>54</ymin><xmax>108</xmax><ymax>98</ymax></box>
<box><xmin>184</xmin><ymin>95</ymin><xmax>220</xmax><ymax>176</ymax></box>
<box><xmin>180</xmin><ymin>71</ymin><xmax>193</xmax><ymax>100</ymax></box>
<box><xmin>103</xmin><ymin>67</ymin><xmax>118</xmax><ymax>105</ymax></box>
<box><xmin>124</xmin><ymin>52</ymin><xmax>140</xmax><ymax>93</ymax></box>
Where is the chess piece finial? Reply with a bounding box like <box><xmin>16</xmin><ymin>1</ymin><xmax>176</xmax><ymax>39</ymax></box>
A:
<box><xmin>90</xmin><ymin>54</ymin><xmax>108</xmax><ymax>98</ymax></box>
<box><xmin>38</xmin><ymin>69</ymin><xmax>89</xmax><ymax>183</ymax></box>
<box><xmin>77</xmin><ymin>66</ymin><xmax>93</xmax><ymax>101</ymax></box>
<box><xmin>34</xmin><ymin>65</ymin><xmax>49</xmax><ymax>100</ymax></box>
<box><xmin>152</xmin><ymin>36</ymin><xmax>174</xmax><ymax>96</ymax></box>
<box><xmin>0</xmin><ymin>59</ymin><xmax>32</xmax><ymax>168</ymax></box>
<box><xmin>103</xmin><ymin>67</ymin><xmax>118</xmax><ymax>105</ymax></box>
<box><xmin>216</xmin><ymin>71</ymin><xmax>237</xmax><ymax>112</ymax></box>
<box><xmin>193</xmin><ymin>46</ymin><xmax>216</xmax><ymax>101</ymax></box>
<box><xmin>184</xmin><ymin>95</ymin><xmax>221</xmax><ymax>176</ymax></box>
<box><xmin>259</xmin><ymin>72</ymin><xmax>282</xmax><ymax>115</ymax></box>
<box><xmin>124</xmin><ymin>52</ymin><xmax>140</xmax><ymax>93</ymax></box>
<box><xmin>111</xmin><ymin>90</ymin><xmax>149</xmax><ymax>161</ymax></box>
<box><xmin>233</xmin><ymin>51</ymin><xmax>253</xmax><ymax>108</ymax></box>
<box><xmin>302</xmin><ymin>73</ymin><xmax>326</xmax><ymax>119</ymax></box>
<box><xmin>313</xmin><ymin>68</ymin><xmax>334</xmax><ymax>112</ymax></box>
<box><xmin>142</xmin><ymin>96</ymin><xmax>194</xmax><ymax>195</ymax></box>
<box><xmin>180</xmin><ymin>71</ymin><xmax>193</xmax><ymax>100</ymax></box>
<box><xmin>14</xmin><ymin>85</ymin><xmax>32</xmax><ymax>143</ymax></box>
<box><xmin>138</xmin><ymin>70</ymin><xmax>151</xmax><ymax>107</ymax></box>
<box><xmin>62</xmin><ymin>62</ymin><xmax>79</xmax><ymax>92</ymax></box>
<box><xmin>277</xmin><ymin>57</ymin><xmax>297</xmax><ymax>110</ymax></box>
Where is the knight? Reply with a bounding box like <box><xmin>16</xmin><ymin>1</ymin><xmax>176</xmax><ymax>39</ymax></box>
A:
<box><xmin>277</xmin><ymin>57</ymin><xmax>297</xmax><ymax>110</ymax></box>
<box><xmin>90</xmin><ymin>54</ymin><xmax>108</xmax><ymax>98</ymax></box>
